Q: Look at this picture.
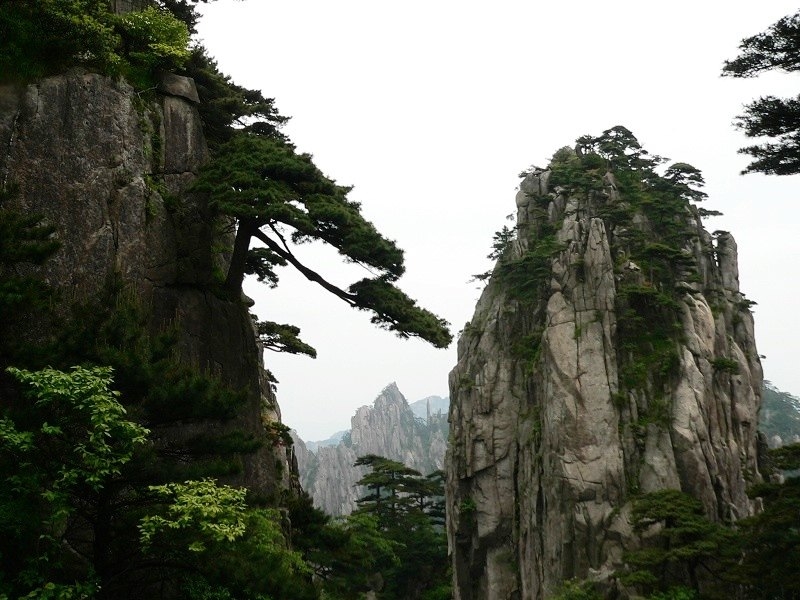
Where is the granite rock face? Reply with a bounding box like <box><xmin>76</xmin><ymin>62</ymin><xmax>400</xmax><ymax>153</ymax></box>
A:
<box><xmin>446</xmin><ymin>164</ymin><xmax>763</xmax><ymax>599</ymax></box>
<box><xmin>0</xmin><ymin>70</ymin><xmax>295</xmax><ymax>499</ymax></box>
<box><xmin>294</xmin><ymin>383</ymin><xmax>448</xmax><ymax>516</ymax></box>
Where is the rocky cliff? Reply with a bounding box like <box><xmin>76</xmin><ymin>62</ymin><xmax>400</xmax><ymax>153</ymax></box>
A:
<box><xmin>446</xmin><ymin>135</ymin><xmax>763</xmax><ymax>599</ymax></box>
<box><xmin>0</xmin><ymin>70</ymin><xmax>294</xmax><ymax>499</ymax></box>
<box><xmin>294</xmin><ymin>383</ymin><xmax>448</xmax><ymax>515</ymax></box>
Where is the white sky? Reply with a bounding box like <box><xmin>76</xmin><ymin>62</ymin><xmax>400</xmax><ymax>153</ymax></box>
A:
<box><xmin>196</xmin><ymin>1</ymin><xmax>800</xmax><ymax>441</ymax></box>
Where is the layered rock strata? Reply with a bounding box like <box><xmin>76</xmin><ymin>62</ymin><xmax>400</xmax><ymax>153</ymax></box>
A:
<box><xmin>446</xmin><ymin>163</ymin><xmax>763</xmax><ymax>599</ymax></box>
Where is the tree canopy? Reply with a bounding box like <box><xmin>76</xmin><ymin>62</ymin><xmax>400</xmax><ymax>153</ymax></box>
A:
<box><xmin>348</xmin><ymin>455</ymin><xmax>450</xmax><ymax>600</ymax></box>
<box><xmin>723</xmin><ymin>10</ymin><xmax>800</xmax><ymax>175</ymax></box>
<box><xmin>0</xmin><ymin>1</ymin><xmax>191</xmax><ymax>86</ymax></box>
<box><xmin>193</xmin><ymin>132</ymin><xmax>452</xmax><ymax>349</ymax></box>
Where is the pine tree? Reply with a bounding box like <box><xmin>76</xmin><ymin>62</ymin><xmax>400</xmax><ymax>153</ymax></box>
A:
<box><xmin>723</xmin><ymin>10</ymin><xmax>800</xmax><ymax>175</ymax></box>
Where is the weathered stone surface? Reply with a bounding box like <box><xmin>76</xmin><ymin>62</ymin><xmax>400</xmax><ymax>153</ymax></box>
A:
<box><xmin>158</xmin><ymin>73</ymin><xmax>201</xmax><ymax>105</ymax></box>
<box><xmin>446</xmin><ymin>171</ymin><xmax>763</xmax><ymax>599</ymax></box>
<box><xmin>294</xmin><ymin>383</ymin><xmax>449</xmax><ymax>516</ymax></box>
<box><xmin>0</xmin><ymin>71</ymin><xmax>296</xmax><ymax>499</ymax></box>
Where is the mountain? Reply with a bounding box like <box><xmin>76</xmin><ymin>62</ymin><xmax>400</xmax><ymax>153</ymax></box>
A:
<box><xmin>446</xmin><ymin>134</ymin><xmax>764</xmax><ymax>599</ymax></box>
<box><xmin>293</xmin><ymin>383</ymin><xmax>448</xmax><ymax>516</ymax></box>
<box><xmin>761</xmin><ymin>381</ymin><xmax>800</xmax><ymax>447</ymax></box>
<box><xmin>305</xmin><ymin>430</ymin><xmax>348</xmax><ymax>453</ymax></box>
<box><xmin>409</xmin><ymin>394</ymin><xmax>450</xmax><ymax>419</ymax></box>
<box><xmin>0</xmin><ymin>67</ymin><xmax>302</xmax><ymax>596</ymax></box>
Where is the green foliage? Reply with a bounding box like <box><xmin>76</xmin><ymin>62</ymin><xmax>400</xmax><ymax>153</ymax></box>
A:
<box><xmin>647</xmin><ymin>587</ymin><xmax>697</xmax><ymax>600</ymax></box>
<box><xmin>256</xmin><ymin>319</ymin><xmax>317</xmax><ymax>358</ymax></box>
<box><xmin>0</xmin><ymin>366</ymin><xmax>146</xmax><ymax>599</ymax></box>
<box><xmin>114</xmin><ymin>6</ymin><xmax>190</xmax><ymax>87</ymax></box>
<box><xmin>552</xmin><ymin>579</ymin><xmax>602</xmax><ymax>600</ymax></box>
<box><xmin>0</xmin><ymin>0</ymin><xmax>120</xmax><ymax>82</ymax></box>
<box><xmin>140</xmin><ymin>479</ymin><xmax>248</xmax><ymax>552</ymax></box>
<box><xmin>0</xmin><ymin>365</ymin><xmax>317</xmax><ymax>600</ymax></box>
<box><xmin>768</xmin><ymin>442</ymin><xmax>800</xmax><ymax>471</ymax></box>
<box><xmin>621</xmin><ymin>490</ymin><xmax>737</xmax><ymax>594</ymax></box>
<box><xmin>180</xmin><ymin>47</ymin><xmax>289</xmax><ymax>150</ymax></box>
<box><xmin>0</xmin><ymin>186</ymin><xmax>60</xmax><ymax>362</ymax></box>
<box><xmin>710</xmin><ymin>357</ymin><xmax>740</xmax><ymax>374</ymax></box>
<box><xmin>342</xmin><ymin>455</ymin><xmax>450</xmax><ymax>600</ymax></box>
<box><xmin>0</xmin><ymin>0</ymin><xmax>190</xmax><ymax>86</ymax></box>
<box><xmin>348</xmin><ymin>276</ymin><xmax>452</xmax><ymax>348</ymax></box>
<box><xmin>495</xmin><ymin>232</ymin><xmax>563</xmax><ymax>301</ymax></box>
<box><xmin>195</xmin><ymin>133</ymin><xmax>404</xmax><ymax>280</ymax></box>
<box><xmin>263</xmin><ymin>420</ymin><xmax>293</xmax><ymax>448</ymax></box>
<box><xmin>8</xmin><ymin>366</ymin><xmax>149</xmax><ymax>491</ymax></box>
<box><xmin>731</xmin><ymin>473</ymin><xmax>800</xmax><ymax>599</ymax></box>
<box><xmin>193</xmin><ymin>132</ymin><xmax>452</xmax><ymax>348</ymax></box>
<box><xmin>488</xmin><ymin>225</ymin><xmax>517</xmax><ymax>261</ymax></box>
<box><xmin>616</xmin><ymin>284</ymin><xmax>681</xmax><ymax>404</ymax></box>
<box><xmin>195</xmin><ymin>508</ymin><xmax>314</xmax><ymax>600</ymax></box>
<box><xmin>722</xmin><ymin>11</ymin><xmax>800</xmax><ymax>77</ymax></box>
<box><xmin>723</xmin><ymin>11</ymin><xmax>800</xmax><ymax>175</ymax></box>
<box><xmin>43</xmin><ymin>282</ymin><xmax>250</xmax><ymax>432</ymax></box>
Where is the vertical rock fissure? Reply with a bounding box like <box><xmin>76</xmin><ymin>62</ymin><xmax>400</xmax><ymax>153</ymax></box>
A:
<box><xmin>447</xmin><ymin>137</ymin><xmax>763</xmax><ymax>598</ymax></box>
<box><xmin>1</xmin><ymin>108</ymin><xmax>20</xmax><ymax>189</ymax></box>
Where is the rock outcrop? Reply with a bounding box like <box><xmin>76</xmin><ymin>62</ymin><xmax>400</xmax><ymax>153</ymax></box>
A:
<box><xmin>446</xmin><ymin>146</ymin><xmax>763</xmax><ymax>599</ymax></box>
<box><xmin>294</xmin><ymin>383</ymin><xmax>448</xmax><ymax>515</ymax></box>
<box><xmin>0</xmin><ymin>70</ymin><xmax>294</xmax><ymax>499</ymax></box>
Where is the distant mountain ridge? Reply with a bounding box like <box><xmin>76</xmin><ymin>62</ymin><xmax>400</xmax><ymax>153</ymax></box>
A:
<box><xmin>292</xmin><ymin>379</ymin><xmax>800</xmax><ymax>518</ymax></box>
<box><xmin>761</xmin><ymin>381</ymin><xmax>800</xmax><ymax>447</ymax></box>
<box><xmin>292</xmin><ymin>384</ymin><xmax>449</xmax><ymax>516</ymax></box>
<box><xmin>304</xmin><ymin>430</ymin><xmax>348</xmax><ymax>453</ymax></box>
<box><xmin>409</xmin><ymin>395</ymin><xmax>449</xmax><ymax>419</ymax></box>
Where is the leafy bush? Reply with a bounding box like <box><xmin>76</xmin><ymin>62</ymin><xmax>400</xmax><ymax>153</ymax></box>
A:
<box><xmin>710</xmin><ymin>357</ymin><xmax>740</xmax><ymax>374</ymax></box>
<box><xmin>552</xmin><ymin>579</ymin><xmax>602</xmax><ymax>600</ymax></box>
<box><xmin>0</xmin><ymin>1</ymin><xmax>189</xmax><ymax>86</ymax></box>
<box><xmin>0</xmin><ymin>0</ymin><xmax>121</xmax><ymax>82</ymax></box>
<box><xmin>114</xmin><ymin>6</ymin><xmax>190</xmax><ymax>86</ymax></box>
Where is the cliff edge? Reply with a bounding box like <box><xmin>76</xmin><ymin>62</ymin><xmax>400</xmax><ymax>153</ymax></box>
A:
<box><xmin>0</xmin><ymin>70</ymin><xmax>295</xmax><ymax>499</ymax></box>
<box><xmin>446</xmin><ymin>132</ymin><xmax>763</xmax><ymax>599</ymax></box>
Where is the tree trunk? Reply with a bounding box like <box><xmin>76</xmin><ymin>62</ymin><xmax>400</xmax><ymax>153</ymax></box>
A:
<box><xmin>224</xmin><ymin>219</ymin><xmax>255</xmax><ymax>292</ymax></box>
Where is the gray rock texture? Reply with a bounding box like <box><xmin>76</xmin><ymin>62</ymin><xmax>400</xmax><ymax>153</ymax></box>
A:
<box><xmin>446</xmin><ymin>168</ymin><xmax>763</xmax><ymax>599</ymax></box>
<box><xmin>294</xmin><ymin>383</ymin><xmax>449</xmax><ymax>516</ymax></box>
<box><xmin>0</xmin><ymin>70</ymin><xmax>295</xmax><ymax>500</ymax></box>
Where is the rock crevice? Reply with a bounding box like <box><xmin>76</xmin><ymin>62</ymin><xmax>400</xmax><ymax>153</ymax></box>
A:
<box><xmin>0</xmin><ymin>70</ymin><xmax>295</xmax><ymax>499</ymax></box>
<box><xmin>446</xmin><ymin>161</ymin><xmax>762</xmax><ymax>599</ymax></box>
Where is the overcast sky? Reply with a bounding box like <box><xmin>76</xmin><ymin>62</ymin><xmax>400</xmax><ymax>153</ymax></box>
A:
<box><xmin>196</xmin><ymin>1</ymin><xmax>800</xmax><ymax>441</ymax></box>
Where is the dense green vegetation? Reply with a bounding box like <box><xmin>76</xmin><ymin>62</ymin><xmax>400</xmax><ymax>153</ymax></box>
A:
<box><xmin>0</xmin><ymin>366</ymin><xmax>317</xmax><ymax>599</ymax></box>
<box><xmin>0</xmin><ymin>362</ymin><xmax>450</xmax><ymax>599</ymax></box>
<box><xmin>548</xmin><ymin>440</ymin><xmax>800</xmax><ymax>600</ymax></box>
<box><xmin>347</xmin><ymin>455</ymin><xmax>449</xmax><ymax>599</ymax></box>
<box><xmin>0</xmin><ymin>1</ymin><xmax>451</xmax><ymax>598</ymax></box>
<box><xmin>192</xmin><ymin>134</ymin><xmax>451</xmax><ymax>349</ymax></box>
<box><xmin>723</xmin><ymin>9</ymin><xmax>800</xmax><ymax>175</ymax></box>
<box><xmin>620</xmin><ymin>445</ymin><xmax>800</xmax><ymax>600</ymax></box>
<box><xmin>0</xmin><ymin>1</ymin><xmax>190</xmax><ymax>87</ymax></box>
